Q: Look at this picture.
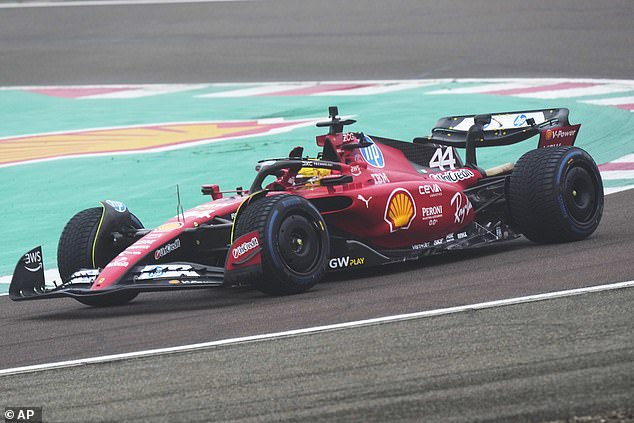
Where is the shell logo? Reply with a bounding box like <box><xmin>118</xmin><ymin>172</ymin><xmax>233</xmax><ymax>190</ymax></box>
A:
<box><xmin>545</xmin><ymin>129</ymin><xmax>554</xmax><ymax>141</ymax></box>
<box><xmin>384</xmin><ymin>188</ymin><xmax>416</xmax><ymax>232</ymax></box>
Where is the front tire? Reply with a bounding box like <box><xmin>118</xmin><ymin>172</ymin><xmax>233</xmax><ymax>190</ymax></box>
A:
<box><xmin>233</xmin><ymin>194</ymin><xmax>329</xmax><ymax>295</ymax></box>
<box><xmin>57</xmin><ymin>206</ymin><xmax>143</xmax><ymax>306</ymax></box>
<box><xmin>508</xmin><ymin>146</ymin><xmax>603</xmax><ymax>243</ymax></box>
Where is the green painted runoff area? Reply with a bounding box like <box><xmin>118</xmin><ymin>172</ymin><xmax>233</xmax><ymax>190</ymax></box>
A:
<box><xmin>1</xmin><ymin>82</ymin><xmax>632</xmax><ymax>285</ymax></box>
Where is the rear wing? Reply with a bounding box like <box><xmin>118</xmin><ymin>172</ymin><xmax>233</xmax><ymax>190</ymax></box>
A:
<box><xmin>414</xmin><ymin>108</ymin><xmax>580</xmax><ymax>167</ymax></box>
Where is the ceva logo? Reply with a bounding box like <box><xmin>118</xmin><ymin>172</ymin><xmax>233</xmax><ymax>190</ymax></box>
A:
<box><xmin>360</xmin><ymin>135</ymin><xmax>385</xmax><ymax>168</ymax></box>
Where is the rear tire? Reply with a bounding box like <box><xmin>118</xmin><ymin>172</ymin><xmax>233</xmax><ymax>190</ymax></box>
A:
<box><xmin>57</xmin><ymin>206</ymin><xmax>143</xmax><ymax>306</ymax></box>
<box><xmin>508</xmin><ymin>146</ymin><xmax>603</xmax><ymax>243</ymax></box>
<box><xmin>233</xmin><ymin>194</ymin><xmax>329</xmax><ymax>295</ymax></box>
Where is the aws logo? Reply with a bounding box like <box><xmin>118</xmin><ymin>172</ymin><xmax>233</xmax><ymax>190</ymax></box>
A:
<box><xmin>23</xmin><ymin>249</ymin><xmax>42</xmax><ymax>272</ymax></box>
<box><xmin>384</xmin><ymin>188</ymin><xmax>416</xmax><ymax>232</ymax></box>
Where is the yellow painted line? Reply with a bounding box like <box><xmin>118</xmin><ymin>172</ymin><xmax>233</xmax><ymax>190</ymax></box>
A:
<box><xmin>0</xmin><ymin>119</ymin><xmax>315</xmax><ymax>167</ymax></box>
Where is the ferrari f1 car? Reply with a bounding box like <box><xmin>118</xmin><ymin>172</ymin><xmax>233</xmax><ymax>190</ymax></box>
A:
<box><xmin>9</xmin><ymin>106</ymin><xmax>603</xmax><ymax>306</ymax></box>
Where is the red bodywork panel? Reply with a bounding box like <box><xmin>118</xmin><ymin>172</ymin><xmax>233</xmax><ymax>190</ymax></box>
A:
<box><xmin>92</xmin><ymin>197</ymin><xmax>244</xmax><ymax>290</ymax></box>
<box><xmin>539</xmin><ymin>124</ymin><xmax>580</xmax><ymax>148</ymax></box>
<box><xmin>288</xmin><ymin>137</ymin><xmax>480</xmax><ymax>249</ymax></box>
<box><xmin>91</xmin><ymin>131</ymin><xmax>482</xmax><ymax>290</ymax></box>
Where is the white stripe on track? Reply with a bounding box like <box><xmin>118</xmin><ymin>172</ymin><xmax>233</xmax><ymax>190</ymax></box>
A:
<box><xmin>600</xmin><ymin>170</ymin><xmax>634</xmax><ymax>180</ymax></box>
<box><xmin>581</xmin><ymin>96</ymin><xmax>634</xmax><ymax>106</ymax></box>
<box><xmin>313</xmin><ymin>82</ymin><xmax>437</xmax><ymax>96</ymax></box>
<box><xmin>198</xmin><ymin>84</ymin><xmax>311</xmax><ymax>98</ymax></box>
<box><xmin>516</xmin><ymin>84</ymin><xmax>633</xmax><ymax>99</ymax></box>
<box><xmin>605</xmin><ymin>185</ymin><xmax>634</xmax><ymax>195</ymax></box>
<box><xmin>0</xmin><ymin>280</ymin><xmax>632</xmax><ymax>376</ymax></box>
<box><xmin>427</xmin><ymin>82</ymin><xmax>540</xmax><ymax>95</ymax></box>
<box><xmin>79</xmin><ymin>84</ymin><xmax>211</xmax><ymax>99</ymax></box>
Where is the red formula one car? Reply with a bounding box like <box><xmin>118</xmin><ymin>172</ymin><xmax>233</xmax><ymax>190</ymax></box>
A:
<box><xmin>10</xmin><ymin>107</ymin><xmax>603</xmax><ymax>306</ymax></box>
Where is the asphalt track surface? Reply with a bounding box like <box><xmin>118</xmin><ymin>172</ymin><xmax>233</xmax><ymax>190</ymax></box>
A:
<box><xmin>0</xmin><ymin>0</ymin><xmax>633</xmax><ymax>84</ymax></box>
<box><xmin>1</xmin><ymin>0</ymin><xmax>633</xmax><ymax>421</ymax></box>
<box><xmin>1</xmin><ymin>288</ymin><xmax>632</xmax><ymax>423</ymax></box>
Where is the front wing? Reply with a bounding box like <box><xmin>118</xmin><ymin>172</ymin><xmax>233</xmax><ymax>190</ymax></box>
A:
<box><xmin>9</xmin><ymin>247</ymin><xmax>225</xmax><ymax>301</ymax></box>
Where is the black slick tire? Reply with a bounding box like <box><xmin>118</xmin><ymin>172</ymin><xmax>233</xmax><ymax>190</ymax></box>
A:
<box><xmin>57</xmin><ymin>206</ymin><xmax>142</xmax><ymax>306</ymax></box>
<box><xmin>508</xmin><ymin>146</ymin><xmax>603</xmax><ymax>243</ymax></box>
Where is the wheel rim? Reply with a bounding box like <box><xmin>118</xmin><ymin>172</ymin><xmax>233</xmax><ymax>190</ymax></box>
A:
<box><xmin>277</xmin><ymin>214</ymin><xmax>321</xmax><ymax>275</ymax></box>
<box><xmin>563</xmin><ymin>165</ymin><xmax>598</xmax><ymax>224</ymax></box>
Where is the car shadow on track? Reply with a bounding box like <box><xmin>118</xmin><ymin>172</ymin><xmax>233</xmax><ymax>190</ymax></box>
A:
<box><xmin>21</xmin><ymin>286</ymin><xmax>272</xmax><ymax>320</ymax></box>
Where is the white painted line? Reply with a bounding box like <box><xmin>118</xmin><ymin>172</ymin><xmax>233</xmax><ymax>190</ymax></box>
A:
<box><xmin>580</xmin><ymin>96</ymin><xmax>634</xmax><ymax>106</ymax></box>
<box><xmin>0</xmin><ymin>280</ymin><xmax>632</xmax><ymax>376</ymax></box>
<box><xmin>611</xmin><ymin>153</ymin><xmax>634</xmax><ymax>163</ymax></box>
<box><xmin>313</xmin><ymin>82</ymin><xmax>438</xmax><ymax>96</ymax></box>
<box><xmin>605</xmin><ymin>185</ymin><xmax>634</xmax><ymax>195</ymax></box>
<box><xmin>0</xmin><ymin>0</ymin><xmax>250</xmax><ymax>9</ymax></box>
<box><xmin>427</xmin><ymin>82</ymin><xmax>539</xmax><ymax>95</ymax></box>
<box><xmin>453</xmin><ymin>77</ymin><xmax>634</xmax><ymax>86</ymax></box>
<box><xmin>198</xmin><ymin>84</ymin><xmax>312</xmax><ymax>98</ymax></box>
<box><xmin>3</xmin><ymin>79</ymin><xmax>634</xmax><ymax>92</ymax></box>
<box><xmin>516</xmin><ymin>84</ymin><xmax>634</xmax><ymax>99</ymax></box>
<box><xmin>79</xmin><ymin>84</ymin><xmax>211</xmax><ymax>99</ymax></box>
<box><xmin>428</xmin><ymin>81</ymin><xmax>634</xmax><ymax>99</ymax></box>
<box><xmin>600</xmin><ymin>170</ymin><xmax>634</xmax><ymax>180</ymax></box>
<box><xmin>0</xmin><ymin>84</ymin><xmax>177</xmax><ymax>91</ymax></box>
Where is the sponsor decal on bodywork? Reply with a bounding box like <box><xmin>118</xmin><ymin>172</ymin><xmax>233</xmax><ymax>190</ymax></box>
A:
<box><xmin>370</xmin><ymin>172</ymin><xmax>390</xmax><ymax>184</ymax></box>
<box><xmin>226</xmin><ymin>231</ymin><xmax>262</xmax><ymax>270</ymax></box>
<box><xmin>136</xmin><ymin>264</ymin><xmax>201</xmax><ymax>281</ymax></box>
<box><xmin>430</xmin><ymin>169</ymin><xmax>475</xmax><ymax>183</ymax></box>
<box><xmin>105</xmin><ymin>200</ymin><xmax>127</xmax><ymax>212</ymax></box>
<box><xmin>360</xmin><ymin>135</ymin><xmax>385</xmax><ymax>168</ymax></box>
<box><xmin>453</xmin><ymin>112</ymin><xmax>546</xmax><ymax>131</ymax></box>
<box><xmin>421</xmin><ymin>205</ymin><xmax>443</xmax><ymax>220</ymax></box>
<box><xmin>154</xmin><ymin>238</ymin><xmax>181</xmax><ymax>260</ymax></box>
<box><xmin>232</xmin><ymin>236</ymin><xmax>259</xmax><ymax>260</ymax></box>
<box><xmin>328</xmin><ymin>256</ymin><xmax>365</xmax><ymax>269</ymax></box>
<box><xmin>539</xmin><ymin>124</ymin><xmax>580</xmax><ymax>148</ymax></box>
<box><xmin>23</xmin><ymin>249</ymin><xmax>42</xmax><ymax>272</ymax></box>
<box><xmin>106</xmin><ymin>258</ymin><xmax>129</xmax><ymax>268</ymax></box>
<box><xmin>357</xmin><ymin>194</ymin><xmax>372</xmax><ymax>208</ymax></box>
<box><xmin>384</xmin><ymin>188</ymin><xmax>416</xmax><ymax>232</ymax></box>
<box><xmin>418</xmin><ymin>184</ymin><xmax>443</xmax><ymax>197</ymax></box>
<box><xmin>451</xmin><ymin>192</ymin><xmax>473</xmax><ymax>225</ymax></box>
